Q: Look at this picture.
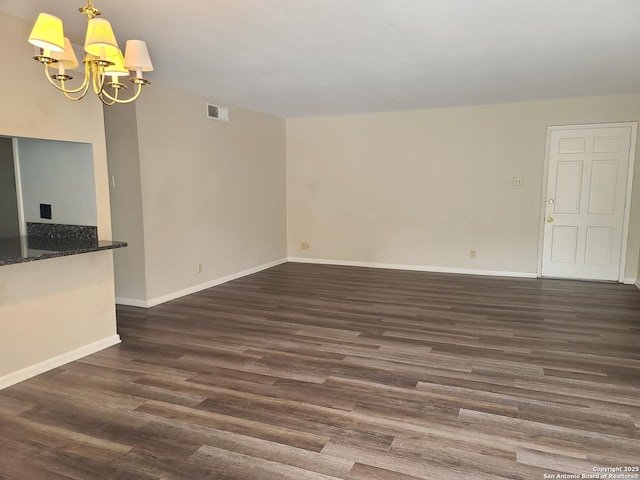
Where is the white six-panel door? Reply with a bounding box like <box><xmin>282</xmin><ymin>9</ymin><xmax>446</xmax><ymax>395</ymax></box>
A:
<box><xmin>541</xmin><ymin>125</ymin><xmax>635</xmax><ymax>281</ymax></box>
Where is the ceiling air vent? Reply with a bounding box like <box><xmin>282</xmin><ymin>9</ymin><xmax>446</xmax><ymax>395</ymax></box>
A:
<box><xmin>206</xmin><ymin>103</ymin><xmax>229</xmax><ymax>122</ymax></box>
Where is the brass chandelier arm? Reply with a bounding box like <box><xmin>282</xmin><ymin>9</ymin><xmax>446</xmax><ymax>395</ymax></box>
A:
<box><xmin>44</xmin><ymin>62</ymin><xmax>91</xmax><ymax>94</ymax></box>
<box><xmin>91</xmin><ymin>64</ymin><xmax>107</xmax><ymax>95</ymax></box>
<box><xmin>99</xmin><ymin>81</ymin><xmax>144</xmax><ymax>104</ymax></box>
<box><xmin>97</xmin><ymin>93</ymin><xmax>117</xmax><ymax>106</ymax></box>
<box><xmin>61</xmin><ymin>85</ymin><xmax>91</xmax><ymax>101</ymax></box>
<box><xmin>46</xmin><ymin>57</ymin><xmax>148</xmax><ymax>105</ymax></box>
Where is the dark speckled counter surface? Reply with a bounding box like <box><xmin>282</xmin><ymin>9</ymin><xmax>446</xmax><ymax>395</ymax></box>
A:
<box><xmin>0</xmin><ymin>236</ymin><xmax>126</xmax><ymax>266</ymax></box>
<box><xmin>0</xmin><ymin>223</ymin><xmax>126</xmax><ymax>266</ymax></box>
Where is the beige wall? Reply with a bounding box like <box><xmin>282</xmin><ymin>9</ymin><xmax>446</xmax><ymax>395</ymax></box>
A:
<box><xmin>105</xmin><ymin>84</ymin><xmax>287</xmax><ymax>304</ymax></box>
<box><xmin>0</xmin><ymin>12</ymin><xmax>118</xmax><ymax>382</ymax></box>
<box><xmin>103</xmin><ymin>104</ymin><xmax>148</xmax><ymax>302</ymax></box>
<box><xmin>287</xmin><ymin>94</ymin><xmax>640</xmax><ymax>280</ymax></box>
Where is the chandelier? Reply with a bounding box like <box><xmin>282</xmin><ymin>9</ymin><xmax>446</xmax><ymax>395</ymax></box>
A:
<box><xmin>28</xmin><ymin>0</ymin><xmax>153</xmax><ymax>106</ymax></box>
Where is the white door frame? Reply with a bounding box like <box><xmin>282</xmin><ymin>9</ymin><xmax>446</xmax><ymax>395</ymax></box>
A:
<box><xmin>537</xmin><ymin>122</ymin><xmax>637</xmax><ymax>283</ymax></box>
<box><xmin>11</xmin><ymin>137</ymin><xmax>26</xmax><ymax>237</ymax></box>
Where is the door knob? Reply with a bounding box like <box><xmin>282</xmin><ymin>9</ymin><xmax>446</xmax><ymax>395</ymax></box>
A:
<box><xmin>546</xmin><ymin>217</ymin><xmax>554</xmax><ymax>223</ymax></box>
<box><xmin>548</xmin><ymin>199</ymin><xmax>555</xmax><ymax>205</ymax></box>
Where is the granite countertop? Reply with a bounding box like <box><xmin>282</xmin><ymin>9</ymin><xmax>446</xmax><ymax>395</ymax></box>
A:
<box><xmin>0</xmin><ymin>235</ymin><xmax>127</xmax><ymax>267</ymax></box>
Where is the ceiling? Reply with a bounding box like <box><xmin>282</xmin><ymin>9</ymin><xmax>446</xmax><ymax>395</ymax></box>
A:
<box><xmin>2</xmin><ymin>0</ymin><xmax>640</xmax><ymax>118</ymax></box>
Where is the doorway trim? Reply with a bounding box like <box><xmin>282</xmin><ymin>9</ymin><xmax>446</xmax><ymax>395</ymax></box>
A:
<box><xmin>537</xmin><ymin>122</ymin><xmax>637</xmax><ymax>283</ymax></box>
<box><xmin>11</xmin><ymin>138</ymin><xmax>26</xmax><ymax>237</ymax></box>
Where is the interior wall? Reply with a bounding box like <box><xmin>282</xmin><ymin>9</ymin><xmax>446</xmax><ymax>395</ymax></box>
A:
<box><xmin>103</xmin><ymin>104</ymin><xmax>148</xmax><ymax>303</ymax></box>
<box><xmin>287</xmin><ymin>94</ymin><xmax>640</xmax><ymax>280</ymax></box>
<box><xmin>18</xmin><ymin>138</ymin><xmax>97</xmax><ymax>226</ymax></box>
<box><xmin>0</xmin><ymin>12</ymin><xmax>118</xmax><ymax>383</ymax></box>
<box><xmin>109</xmin><ymin>84</ymin><xmax>287</xmax><ymax>303</ymax></box>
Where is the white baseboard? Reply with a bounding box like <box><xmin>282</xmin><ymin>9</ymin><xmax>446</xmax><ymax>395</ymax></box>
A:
<box><xmin>115</xmin><ymin>297</ymin><xmax>148</xmax><ymax>308</ymax></box>
<box><xmin>144</xmin><ymin>257</ymin><xmax>288</xmax><ymax>308</ymax></box>
<box><xmin>287</xmin><ymin>257</ymin><xmax>538</xmax><ymax>279</ymax></box>
<box><xmin>622</xmin><ymin>277</ymin><xmax>640</xmax><ymax>290</ymax></box>
<box><xmin>0</xmin><ymin>334</ymin><xmax>121</xmax><ymax>390</ymax></box>
<box><xmin>116</xmin><ymin>256</ymin><xmax>635</xmax><ymax>308</ymax></box>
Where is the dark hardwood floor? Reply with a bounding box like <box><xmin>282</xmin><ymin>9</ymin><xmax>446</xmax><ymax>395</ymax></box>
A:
<box><xmin>1</xmin><ymin>262</ymin><xmax>640</xmax><ymax>479</ymax></box>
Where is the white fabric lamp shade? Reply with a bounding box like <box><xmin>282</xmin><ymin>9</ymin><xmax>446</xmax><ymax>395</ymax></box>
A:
<box><xmin>84</xmin><ymin>18</ymin><xmax>120</xmax><ymax>58</ymax></box>
<box><xmin>51</xmin><ymin>37</ymin><xmax>79</xmax><ymax>69</ymax></box>
<box><xmin>28</xmin><ymin>13</ymin><xmax>65</xmax><ymax>52</ymax></box>
<box><xmin>124</xmin><ymin>40</ymin><xmax>154</xmax><ymax>71</ymax></box>
<box><xmin>104</xmin><ymin>50</ymin><xmax>129</xmax><ymax>77</ymax></box>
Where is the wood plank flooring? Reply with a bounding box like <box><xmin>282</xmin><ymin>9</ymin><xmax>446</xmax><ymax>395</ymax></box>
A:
<box><xmin>1</xmin><ymin>262</ymin><xmax>640</xmax><ymax>479</ymax></box>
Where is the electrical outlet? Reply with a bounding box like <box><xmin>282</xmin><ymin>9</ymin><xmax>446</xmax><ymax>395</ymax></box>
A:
<box><xmin>512</xmin><ymin>177</ymin><xmax>524</xmax><ymax>186</ymax></box>
<box><xmin>470</xmin><ymin>249</ymin><xmax>477</xmax><ymax>259</ymax></box>
<box><xmin>197</xmin><ymin>263</ymin><xmax>203</xmax><ymax>273</ymax></box>
<box><xmin>301</xmin><ymin>242</ymin><xmax>310</xmax><ymax>250</ymax></box>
